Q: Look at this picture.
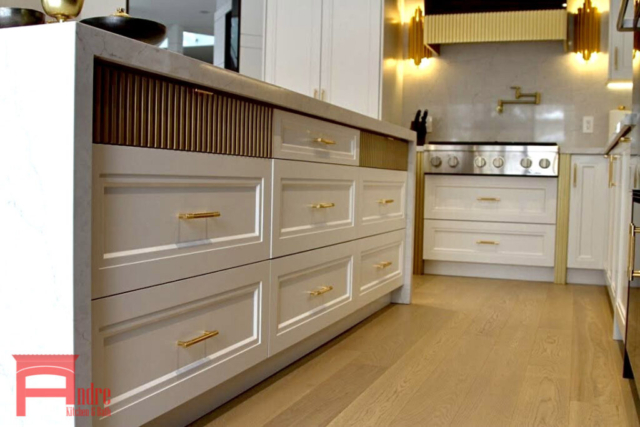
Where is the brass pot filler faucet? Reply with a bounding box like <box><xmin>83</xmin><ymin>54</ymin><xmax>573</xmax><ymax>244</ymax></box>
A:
<box><xmin>497</xmin><ymin>86</ymin><xmax>541</xmax><ymax>114</ymax></box>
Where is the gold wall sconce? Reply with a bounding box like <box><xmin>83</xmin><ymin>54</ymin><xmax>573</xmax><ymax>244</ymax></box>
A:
<box><xmin>571</xmin><ymin>0</ymin><xmax>601</xmax><ymax>61</ymax></box>
<box><xmin>497</xmin><ymin>86</ymin><xmax>541</xmax><ymax>114</ymax></box>
<box><xmin>408</xmin><ymin>7</ymin><xmax>439</xmax><ymax>66</ymax></box>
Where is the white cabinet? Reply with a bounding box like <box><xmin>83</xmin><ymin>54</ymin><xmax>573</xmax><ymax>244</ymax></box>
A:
<box><xmin>265</xmin><ymin>0</ymin><xmax>383</xmax><ymax>118</ymax></box>
<box><xmin>609</xmin><ymin>0</ymin><xmax>634</xmax><ymax>82</ymax></box>
<box><xmin>568</xmin><ymin>155</ymin><xmax>609</xmax><ymax>270</ymax></box>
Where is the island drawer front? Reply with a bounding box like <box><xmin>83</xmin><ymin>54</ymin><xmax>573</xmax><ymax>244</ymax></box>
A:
<box><xmin>358</xmin><ymin>230</ymin><xmax>405</xmax><ymax>306</ymax></box>
<box><xmin>424</xmin><ymin>175</ymin><xmax>558</xmax><ymax>224</ymax></box>
<box><xmin>93</xmin><ymin>146</ymin><xmax>271</xmax><ymax>298</ymax></box>
<box><xmin>269</xmin><ymin>241</ymin><xmax>357</xmax><ymax>355</ymax></box>
<box><xmin>272</xmin><ymin>160</ymin><xmax>358</xmax><ymax>258</ymax></box>
<box><xmin>92</xmin><ymin>262</ymin><xmax>269</xmax><ymax>427</ymax></box>
<box><xmin>423</xmin><ymin>220</ymin><xmax>556</xmax><ymax>267</ymax></box>
<box><xmin>273</xmin><ymin>109</ymin><xmax>360</xmax><ymax>166</ymax></box>
<box><xmin>358</xmin><ymin>168</ymin><xmax>408</xmax><ymax>238</ymax></box>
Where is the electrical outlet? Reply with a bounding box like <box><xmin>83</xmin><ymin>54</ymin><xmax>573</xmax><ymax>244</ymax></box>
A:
<box><xmin>583</xmin><ymin>116</ymin><xmax>594</xmax><ymax>133</ymax></box>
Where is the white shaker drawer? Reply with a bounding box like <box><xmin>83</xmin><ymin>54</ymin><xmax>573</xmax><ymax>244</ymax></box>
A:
<box><xmin>92</xmin><ymin>262</ymin><xmax>269</xmax><ymax>427</ymax></box>
<box><xmin>358</xmin><ymin>168</ymin><xmax>407</xmax><ymax>237</ymax></box>
<box><xmin>272</xmin><ymin>160</ymin><xmax>358</xmax><ymax>257</ymax></box>
<box><xmin>423</xmin><ymin>220</ymin><xmax>556</xmax><ymax>267</ymax></box>
<box><xmin>358</xmin><ymin>230</ymin><xmax>405</xmax><ymax>306</ymax></box>
<box><xmin>273</xmin><ymin>109</ymin><xmax>360</xmax><ymax>166</ymax></box>
<box><xmin>93</xmin><ymin>146</ymin><xmax>271</xmax><ymax>298</ymax></box>
<box><xmin>424</xmin><ymin>175</ymin><xmax>558</xmax><ymax>224</ymax></box>
<box><xmin>269</xmin><ymin>241</ymin><xmax>357</xmax><ymax>355</ymax></box>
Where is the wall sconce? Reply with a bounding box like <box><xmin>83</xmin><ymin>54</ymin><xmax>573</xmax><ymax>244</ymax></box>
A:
<box><xmin>572</xmin><ymin>0</ymin><xmax>600</xmax><ymax>61</ymax></box>
<box><xmin>408</xmin><ymin>8</ymin><xmax>439</xmax><ymax>66</ymax></box>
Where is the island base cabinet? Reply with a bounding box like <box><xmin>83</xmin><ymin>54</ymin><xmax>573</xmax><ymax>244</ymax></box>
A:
<box><xmin>92</xmin><ymin>262</ymin><xmax>269</xmax><ymax>427</ymax></box>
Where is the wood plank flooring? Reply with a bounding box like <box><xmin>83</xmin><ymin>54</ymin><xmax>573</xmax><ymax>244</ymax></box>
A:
<box><xmin>190</xmin><ymin>275</ymin><xmax>640</xmax><ymax>427</ymax></box>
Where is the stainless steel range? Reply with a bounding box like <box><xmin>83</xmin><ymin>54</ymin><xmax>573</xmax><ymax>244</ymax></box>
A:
<box><xmin>424</xmin><ymin>142</ymin><xmax>559</xmax><ymax>177</ymax></box>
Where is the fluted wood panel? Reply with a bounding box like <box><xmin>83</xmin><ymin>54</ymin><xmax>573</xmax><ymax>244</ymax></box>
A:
<box><xmin>360</xmin><ymin>132</ymin><xmax>409</xmax><ymax>171</ymax></box>
<box><xmin>413</xmin><ymin>151</ymin><xmax>425</xmax><ymax>275</ymax></box>
<box><xmin>554</xmin><ymin>154</ymin><xmax>572</xmax><ymax>285</ymax></box>
<box><xmin>424</xmin><ymin>9</ymin><xmax>567</xmax><ymax>44</ymax></box>
<box><xmin>93</xmin><ymin>61</ymin><xmax>272</xmax><ymax>158</ymax></box>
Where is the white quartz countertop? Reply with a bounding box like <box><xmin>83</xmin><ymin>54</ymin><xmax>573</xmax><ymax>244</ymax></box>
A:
<box><xmin>63</xmin><ymin>23</ymin><xmax>415</xmax><ymax>142</ymax></box>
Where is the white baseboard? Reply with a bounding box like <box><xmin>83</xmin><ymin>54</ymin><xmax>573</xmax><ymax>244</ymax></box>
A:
<box><xmin>423</xmin><ymin>260</ymin><xmax>554</xmax><ymax>282</ymax></box>
<box><xmin>566</xmin><ymin>268</ymin><xmax>606</xmax><ymax>286</ymax></box>
<box><xmin>145</xmin><ymin>294</ymin><xmax>392</xmax><ymax>427</ymax></box>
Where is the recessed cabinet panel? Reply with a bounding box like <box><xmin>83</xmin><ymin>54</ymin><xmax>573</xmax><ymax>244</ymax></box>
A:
<box><xmin>92</xmin><ymin>262</ymin><xmax>269</xmax><ymax>427</ymax></box>
<box><xmin>272</xmin><ymin>160</ymin><xmax>358</xmax><ymax>257</ymax></box>
<box><xmin>273</xmin><ymin>110</ymin><xmax>360</xmax><ymax>166</ymax></box>
<box><xmin>424</xmin><ymin>175</ymin><xmax>558</xmax><ymax>224</ymax></box>
<box><xmin>358</xmin><ymin>230</ymin><xmax>404</xmax><ymax>306</ymax></box>
<box><xmin>269</xmin><ymin>241</ymin><xmax>357</xmax><ymax>355</ymax></box>
<box><xmin>358</xmin><ymin>168</ymin><xmax>407</xmax><ymax>237</ymax></box>
<box><xmin>93</xmin><ymin>145</ymin><xmax>271</xmax><ymax>298</ymax></box>
<box><xmin>424</xmin><ymin>219</ymin><xmax>556</xmax><ymax>267</ymax></box>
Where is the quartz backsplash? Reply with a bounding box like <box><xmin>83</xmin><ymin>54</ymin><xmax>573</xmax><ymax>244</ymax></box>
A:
<box><xmin>402</xmin><ymin>41</ymin><xmax>632</xmax><ymax>148</ymax></box>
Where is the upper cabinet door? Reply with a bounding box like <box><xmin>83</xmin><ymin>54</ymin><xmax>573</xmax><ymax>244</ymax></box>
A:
<box><xmin>609</xmin><ymin>0</ymin><xmax>634</xmax><ymax>82</ymax></box>
<box><xmin>264</xmin><ymin>0</ymin><xmax>322</xmax><ymax>98</ymax></box>
<box><xmin>320</xmin><ymin>0</ymin><xmax>382</xmax><ymax>118</ymax></box>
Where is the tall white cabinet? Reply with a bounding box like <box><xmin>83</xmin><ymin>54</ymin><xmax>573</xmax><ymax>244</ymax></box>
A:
<box><xmin>609</xmin><ymin>0</ymin><xmax>634</xmax><ymax>82</ymax></box>
<box><xmin>265</xmin><ymin>0</ymin><xmax>384</xmax><ymax>119</ymax></box>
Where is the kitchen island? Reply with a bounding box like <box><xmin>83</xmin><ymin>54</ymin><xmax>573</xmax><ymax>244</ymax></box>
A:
<box><xmin>0</xmin><ymin>23</ymin><xmax>415</xmax><ymax>427</ymax></box>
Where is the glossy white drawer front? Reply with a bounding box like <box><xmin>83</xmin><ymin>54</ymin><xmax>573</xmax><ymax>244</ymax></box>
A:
<box><xmin>358</xmin><ymin>168</ymin><xmax>407</xmax><ymax>237</ymax></box>
<box><xmin>424</xmin><ymin>175</ymin><xmax>558</xmax><ymax>224</ymax></box>
<box><xmin>93</xmin><ymin>146</ymin><xmax>271</xmax><ymax>298</ymax></box>
<box><xmin>92</xmin><ymin>262</ymin><xmax>269</xmax><ymax>427</ymax></box>
<box><xmin>424</xmin><ymin>220</ymin><xmax>556</xmax><ymax>267</ymax></box>
<box><xmin>273</xmin><ymin>109</ymin><xmax>360</xmax><ymax>166</ymax></box>
<box><xmin>358</xmin><ymin>230</ymin><xmax>405</xmax><ymax>306</ymax></box>
<box><xmin>269</xmin><ymin>241</ymin><xmax>357</xmax><ymax>355</ymax></box>
<box><xmin>272</xmin><ymin>160</ymin><xmax>358</xmax><ymax>257</ymax></box>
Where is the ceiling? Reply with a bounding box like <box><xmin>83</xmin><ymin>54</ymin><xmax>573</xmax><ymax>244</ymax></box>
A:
<box><xmin>424</xmin><ymin>0</ymin><xmax>567</xmax><ymax>15</ymax></box>
<box><xmin>129</xmin><ymin>0</ymin><xmax>217</xmax><ymax>35</ymax></box>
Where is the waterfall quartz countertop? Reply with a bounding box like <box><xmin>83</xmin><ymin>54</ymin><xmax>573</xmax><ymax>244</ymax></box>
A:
<box><xmin>0</xmin><ymin>22</ymin><xmax>415</xmax><ymax>427</ymax></box>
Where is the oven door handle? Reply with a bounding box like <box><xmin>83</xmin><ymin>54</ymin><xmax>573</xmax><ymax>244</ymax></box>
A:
<box><xmin>629</xmin><ymin>223</ymin><xmax>640</xmax><ymax>281</ymax></box>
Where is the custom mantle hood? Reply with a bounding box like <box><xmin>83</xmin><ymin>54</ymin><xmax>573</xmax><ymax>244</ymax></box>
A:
<box><xmin>423</xmin><ymin>0</ymin><xmax>568</xmax><ymax>45</ymax></box>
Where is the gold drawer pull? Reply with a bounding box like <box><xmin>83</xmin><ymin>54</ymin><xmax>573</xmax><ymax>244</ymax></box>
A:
<box><xmin>313</xmin><ymin>137</ymin><xmax>336</xmax><ymax>145</ymax></box>
<box><xmin>177</xmin><ymin>330</ymin><xmax>219</xmax><ymax>348</ymax></box>
<box><xmin>178</xmin><ymin>211</ymin><xmax>221</xmax><ymax>220</ymax></box>
<box><xmin>477</xmin><ymin>197</ymin><xmax>501</xmax><ymax>202</ymax></box>
<box><xmin>477</xmin><ymin>240</ymin><xmax>500</xmax><ymax>245</ymax></box>
<box><xmin>310</xmin><ymin>202</ymin><xmax>336</xmax><ymax>209</ymax></box>
<box><xmin>378</xmin><ymin>199</ymin><xmax>395</xmax><ymax>205</ymax></box>
<box><xmin>309</xmin><ymin>285</ymin><xmax>334</xmax><ymax>296</ymax></box>
<box><xmin>375</xmin><ymin>261</ymin><xmax>393</xmax><ymax>269</ymax></box>
<box><xmin>628</xmin><ymin>223</ymin><xmax>640</xmax><ymax>281</ymax></box>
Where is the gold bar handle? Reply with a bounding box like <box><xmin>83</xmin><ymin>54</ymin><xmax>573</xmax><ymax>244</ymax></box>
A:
<box><xmin>309</xmin><ymin>285</ymin><xmax>334</xmax><ymax>296</ymax></box>
<box><xmin>177</xmin><ymin>330</ymin><xmax>219</xmax><ymax>348</ymax></box>
<box><xmin>477</xmin><ymin>197</ymin><xmax>501</xmax><ymax>202</ymax></box>
<box><xmin>310</xmin><ymin>202</ymin><xmax>336</xmax><ymax>209</ymax></box>
<box><xmin>313</xmin><ymin>137</ymin><xmax>336</xmax><ymax>145</ymax></box>
<box><xmin>375</xmin><ymin>261</ymin><xmax>393</xmax><ymax>269</ymax></box>
<box><xmin>179</xmin><ymin>212</ymin><xmax>221</xmax><ymax>220</ymax></box>
<box><xmin>629</xmin><ymin>223</ymin><xmax>640</xmax><ymax>281</ymax></box>
<box><xmin>477</xmin><ymin>240</ymin><xmax>500</xmax><ymax>245</ymax></box>
<box><xmin>573</xmin><ymin>163</ymin><xmax>577</xmax><ymax>188</ymax></box>
<box><xmin>378</xmin><ymin>199</ymin><xmax>395</xmax><ymax>205</ymax></box>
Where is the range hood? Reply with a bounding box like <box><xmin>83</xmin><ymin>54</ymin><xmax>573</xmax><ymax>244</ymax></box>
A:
<box><xmin>423</xmin><ymin>0</ymin><xmax>568</xmax><ymax>45</ymax></box>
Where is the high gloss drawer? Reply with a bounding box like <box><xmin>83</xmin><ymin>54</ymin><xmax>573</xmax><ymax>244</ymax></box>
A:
<box><xmin>269</xmin><ymin>241</ymin><xmax>357</xmax><ymax>355</ymax></box>
<box><xmin>93</xmin><ymin>145</ymin><xmax>271</xmax><ymax>298</ymax></box>
<box><xmin>358</xmin><ymin>230</ymin><xmax>405</xmax><ymax>306</ymax></box>
<box><xmin>272</xmin><ymin>160</ymin><xmax>358</xmax><ymax>257</ymax></box>
<box><xmin>92</xmin><ymin>262</ymin><xmax>269</xmax><ymax>427</ymax></box>
<box><xmin>273</xmin><ymin>109</ymin><xmax>360</xmax><ymax>166</ymax></box>
<box><xmin>423</xmin><ymin>219</ymin><xmax>556</xmax><ymax>267</ymax></box>
<box><xmin>358</xmin><ymin>168</ymin><xmax>407</xmax><ymax>237</ymax></box>
<box><xmin>424</xmin><ymin>175</ymin><xmax>558</xmax><ymax>224</ymax></box>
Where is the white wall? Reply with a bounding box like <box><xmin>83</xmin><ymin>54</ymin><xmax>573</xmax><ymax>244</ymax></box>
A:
<box><xmin>0</xmin><ymin>0</ymin><xmax>126</xmax><ymax>19</ymax></box>
<box><xmin>402</xmin><ymin>41</ymin><xmax>632</xmax><ymax>149</ymax></box>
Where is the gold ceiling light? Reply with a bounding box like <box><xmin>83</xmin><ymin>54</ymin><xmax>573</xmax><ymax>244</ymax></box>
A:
<box><xmin>408</xmin><ymin>8</ymin><xmax>438</xmax><ymax>66</ymax></box>
<box><xmin>573</xmin><ymin>0</ymin><xmax>600</xmax><ymax>61</ymax></box>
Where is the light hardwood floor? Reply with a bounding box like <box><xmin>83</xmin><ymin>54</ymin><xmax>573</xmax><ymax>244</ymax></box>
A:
<box><xmin>190</xmin><ymin>275</ymin><xmax>640</xmax><ymax>427</ymax></box>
